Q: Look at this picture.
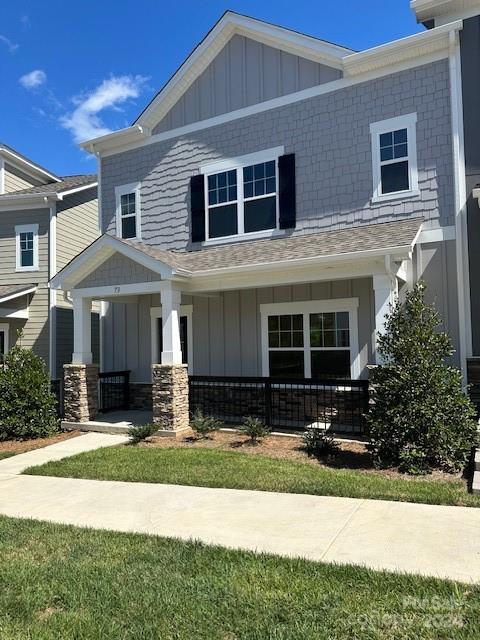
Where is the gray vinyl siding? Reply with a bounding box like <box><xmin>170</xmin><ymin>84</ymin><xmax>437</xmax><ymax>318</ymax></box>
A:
<box><xmin>56</xmin><ymin>187</ymin><xmax>99</xmax><ymax>271</ymax></box>
<box><xmin>102</xmin><ymin>59</ymin><xmax>454</xmax><ymax>252</ymax></box>
<box><xmin>3</xmin><ymin>164</ymin><xmax>41</xmax><ymax>193</ymax></box>
<box><xmin>0</xmin><ymin>207</ymin><xmax>50</xmax><ymax>365</ymax></box>
<box><xmin>55</xmin><ymin>307</ymin><xmax>100</xmax><ymax>375</ymax></box>
<box><xmin>102</xmin><ymin>278</ymin><xmax>375</xmax><ymax>382</ymax></box>
<box><xmin>77</xmin><ymin>253</ymin><xmax>161</xmax><ymax>289</ymax></box>
<box><xmin>154</xmin><ymin>35</ymin><xmax>342</xmax><ymax>134</ymax></box>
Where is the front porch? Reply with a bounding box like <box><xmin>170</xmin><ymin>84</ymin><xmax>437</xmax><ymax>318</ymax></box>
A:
<box><xmin>49</xmin><ymin>220</ymin><xmax>422</xmax><ymax>436</ymax></box>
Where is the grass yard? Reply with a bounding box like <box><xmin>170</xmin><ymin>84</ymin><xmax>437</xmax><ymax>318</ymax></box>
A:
<box><xmin>26</xmin><ymin>443</ymin><xmax>480</xmax><ymax>507</ymax></box>
<box><xmin>0</xmin><ymin>515</ymin><xmax>478</xmax><ymax>639</ymax></box>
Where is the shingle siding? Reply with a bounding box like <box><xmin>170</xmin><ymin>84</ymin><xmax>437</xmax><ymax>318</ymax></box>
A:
<box><xmin>101</xmin><ymin>59</ymin><xmax>454</xmax><ymax>252</ymax></box>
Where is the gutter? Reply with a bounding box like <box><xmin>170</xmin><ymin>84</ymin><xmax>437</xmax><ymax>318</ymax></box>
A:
<box><xmin>0</xmin><ymin>182</ymin><xmax>98</xmax><ymax>208</ymax></box>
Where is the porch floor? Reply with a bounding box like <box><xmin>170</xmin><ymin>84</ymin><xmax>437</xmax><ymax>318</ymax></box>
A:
<box><xmin>62</xmin><ymin>410</ymin><xmax>153</xmax><ymax>435</ymax></box>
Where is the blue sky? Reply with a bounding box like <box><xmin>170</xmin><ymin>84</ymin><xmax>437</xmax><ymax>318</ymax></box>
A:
<box><xmin>0</xmin><ymin>1</ymin><xmax>423</xmax><ymax>177</ymax></box>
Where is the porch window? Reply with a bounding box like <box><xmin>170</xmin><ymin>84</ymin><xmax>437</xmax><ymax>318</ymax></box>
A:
<box><xmin>370</xmin><ymin>113</ymin><xmax>419</xmax><ymax>202</ymax></box>
<box><xmin>261</xmin><ymin>299</ymin><xmax>360</xmax><ymax>380</ymax></box>
<box><xmin>115</xmin><ymin>182</ymin><xmax>141</xmax><ymax>240</ymax></box>
<box><xmin>15</xmin><ymin>224</ymin><xmax>38</xmax><ymax>271</ymax></box>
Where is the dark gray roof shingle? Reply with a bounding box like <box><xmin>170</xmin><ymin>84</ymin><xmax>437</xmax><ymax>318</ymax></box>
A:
<box><xmin>0</xmin><ymin>174</ymin><xmax>97</xmax><ymax>198</ymax></box>
<box><xmin>0</xmin><ymin>283</ymin><xmax>37</xmax><ymax>303</ymax></box>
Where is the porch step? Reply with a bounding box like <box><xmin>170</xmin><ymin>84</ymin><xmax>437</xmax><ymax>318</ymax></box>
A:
<box><xmin>62</xmin><ymin>421</ymin><xmax>131</xmax><ymax>435</ymax></box>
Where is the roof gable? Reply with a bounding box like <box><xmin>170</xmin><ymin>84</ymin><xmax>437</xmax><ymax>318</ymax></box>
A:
<box><xmin>135</xmin><ymin>11</ymin><xmax>352</xmax><ymax>131</ymax></box>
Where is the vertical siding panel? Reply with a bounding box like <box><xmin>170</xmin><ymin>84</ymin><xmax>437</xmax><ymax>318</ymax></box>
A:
<box><xmin>352</xmin><ymin>278</ymin><xmax>374</xmax><ymax>374</ymax></box>
<box><xmin>262</xmin><ymin>44</ymin><xmax>280</xmax><ymax>101</ymax></box>
<box><xmin>125</xmin><ymin>302</ymin><xmax>139</xmax><ymax>379</ymax></box>
<box><xmin>292</xmin><ymin>283</ymin><xmax>311</xmax><ymax>301</ymax></box>
<box><xmin>298</xmin><ymin>58</ymin><xmax>321</xmax><ymax>90</ymax></box>
<box><xmin>245</xmin><ymin>38</ymin><xmax>262</xmax><ymax>105</ymax></box>
<box><xmin>311</xmin><ymin>282</ymin><xmax>332</xmax><ymax>299</ymax></box>
<box><xmin>208</xmin><ymin>294</ymin><xmax>225</xmax><ymax>375</ymax></box>
<box><xmin>113</xmin><ymin>304</ymin><xmax>127</xmax><ymax>371</ymax></box>
<box><xmin>331</xmin><ymin>280</ymin><xmax>352</xmax><ymax>298</ymax></box>
<box><xmin>240</xmin><ymin>289</ymin><xmax>257</xmax><ymax>375</ymax></box>
<box><xmin>256</xmin><ymin>287</ymin><xmax>274</xmax><ymax>373</ymax></box>
<box><xmin>213</xmin><ymin>46</ymin><xmax>229</xmax><ymax>116</ymax></box>
<box><xmin>279</xmin><ymin>51</ymin><xmax>299</xmax><ymax>95</ymax></box>
<box><xmin>103</xmin><ymin>303</ymin><xmax>114</xmax><ymax>371</ymax></box>
<box><xmin>273</xmin><ymin>285</ymin><xmax>292</xmax><ymax>303</ymax></box>
<box><xmin>193</xmin><ymin>296</ymin><xmax>210</xmax><ymax>375</ymax></box>
<box><xmin>228</xmin><ymin>35</ymin><xmax>245</xmax><ymax>111</ymax></box>
<box><xmin>224</xmin><ymin>291</ymin><xmax>241</xmax><ymax>375</ymax></box>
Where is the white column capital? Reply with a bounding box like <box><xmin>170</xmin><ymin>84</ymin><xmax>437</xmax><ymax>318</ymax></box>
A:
<box><xmin>160</xmin><ymin>287</ymin><xmax>183</xmax><ymax>365</ymax></box>
<box><xmin>72</xmin><ymin>296</ymin><xmax>93</xmax><ymax>365</ymax></box>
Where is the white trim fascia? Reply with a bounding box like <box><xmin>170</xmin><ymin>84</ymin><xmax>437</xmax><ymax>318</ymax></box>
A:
<box><xmin>115</xmin><ymin>182</ymin><xmax>142</xmax><ymax>241</ymax></box>
<box><xmin>0</xmin><ymin>308</ymin><xmax>29</xmax><ymax>319</ymax></box>
<box><xmin>370</xmin><ymin>112</ymin><xmax>419</xmax><ymax>202</ymax></box>
<box><xmin>150</xmin><ymin>304</ymin><xmax>193</xmax><ymax>373</ymax></box>
<box><xmin>260</xmin><ymin>298</ymin><xmax>360</xmax><ymax>379</ymax></box>
<box><xmin>15</xmin><ymin>223</ymin><xmax>39</xmax><ymax>272</ymax></box>
<box><xmin>0</xmin><ymin>200</ymin><xmax>51</xmax><ymax>212</ymax></box>
<box><xmin>200</xmin><ymin>146</ymin><xmax>285</xmax><ymax>174</ymax></box>
<box><xmin>418</xmin><ymin>225</ymin><xmax>456</xmax><ymax>243</ymax></box>
<box><xmin>0</xmin><ymin>147</ymin><xmax>60</xmax><ymax>183</ymax></box>
<box><xmin>449</xmin><ymin>29</ymin><xmax>472</xmax><ymax>377</ymax></box>
<box><xmin>0</xmin><ymin>322</ymin><xmax>9</xmax><ymax>357</ymax></box>
<box><xmin>49</xmin><ymin>203</ymin><xmax>57</xmax><ymax>378</ymax></box>
<box><xmin>80</xmin><ymin>125</ymin><xmax>150</xmax><ymax>154</ymax></box>
<box><xmin>83</xmin><ymin>43</ymin><xmax>459</xmax><ymax>159</ymax></box>
<box><xmin>0</xmin><ymin>157</ymin><xmax>4</xmax><ymax>194</ymax></box>
<box><xmin>97</xmin><ymin>154</ymin><xmax>103</xmax><ymax>232</ymax></box>
<box><xmin>0</xmin><ymin>182</ymin><xmax>97</xmax><ymax>209</ymax></box>
<box><xmin>56</xmin><ymin>182</ymin><xmax>98</xmax><ymax>199</ymax></box>
<box><xmin>411</xmin><ymin>0</ymin><xmax>480</xmax><ymax>23</ymax></box>
<box><xmin>0</xmin><ymin>285</ymin><xmax>37</xmax><ymax>305</ymax></box>
<box><xmin>71</xmin><ymin>280</ymin><xmax>170</xmax><ymax>300</ymax></box>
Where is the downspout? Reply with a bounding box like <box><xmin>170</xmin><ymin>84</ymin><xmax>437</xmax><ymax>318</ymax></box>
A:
<box><xmin>48</xmin><ymin>198</ymin><xmax>57</xmax><ymax>379</ymax></box>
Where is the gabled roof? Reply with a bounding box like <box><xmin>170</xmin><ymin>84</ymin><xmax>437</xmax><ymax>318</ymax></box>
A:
<box><xmin>411</xmin><ymin>0</ymin><xmax>480</xmax><ymax>23</ymax></box>
<box><xmin>0</xmin><ymin>142</ymin><xmax>60</xmax><ymax>184</ymax></box>
<box><xmin>0</xmin><ymin>174</ymin><xmax>97</xmax><ymax>197</ymax></box>
<box><xmin>0</xmin><ymin>284</ymin><xmax>37</xmax><ymax>305</ymax></box>
<box><xmin>133</xmin><ymin>11</ymin><xmax>353</xmax><ymax>131</ymax></box>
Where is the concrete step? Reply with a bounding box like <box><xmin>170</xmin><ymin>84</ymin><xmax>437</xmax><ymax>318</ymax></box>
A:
<box><xmin>62</xmin><ymin>421</ymin><xmax>131</xmax><ymax>435</ymax></box>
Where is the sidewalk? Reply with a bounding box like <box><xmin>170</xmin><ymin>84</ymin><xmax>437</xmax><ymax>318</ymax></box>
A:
<box><xmin>0</xmin><ymin>434</ymin><xmax>479</xmax><ymax>583</ymax></box>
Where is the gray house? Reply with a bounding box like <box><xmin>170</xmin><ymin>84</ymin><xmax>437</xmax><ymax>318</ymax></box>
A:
<box><xmin>52</xmin><ymin>1</ymin><xmax>480</xmax><ymax>434</ymax></box>
<box><xmin>0</xmin><ymin>143</ymin><xmax>99</xmax><ymax>378</ymax></box>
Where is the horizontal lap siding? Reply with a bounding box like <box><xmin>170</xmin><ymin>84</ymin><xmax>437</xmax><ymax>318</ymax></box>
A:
<box><xmin>3</xmin><ymin>164</ymin><xmax>40</xmax><ymax>193</ymax></box>
<box><xmin>56</xmin><ymin>188</ymin><xmax>99</xmax><ymax>271</ymax></box>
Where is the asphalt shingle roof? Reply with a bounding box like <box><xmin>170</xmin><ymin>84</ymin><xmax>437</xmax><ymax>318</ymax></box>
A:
<box><xmin>0</xmin><ymin>283</ymin><xmax>36</xmax><ymax>304</ymax></box>
<box><xmin>119</xmin><ymin>218</ymin><xmax>423</xmax><ymax>274</ymax></box>
<box><xmin>0</xmin><ymin>174</ymin><xmax>97</xmax><ymax>198</ymax></box>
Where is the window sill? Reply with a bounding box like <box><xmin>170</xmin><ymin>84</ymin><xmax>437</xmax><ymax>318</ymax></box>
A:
<box><xmin>15</xmin><ymin>267</ymin><xmax>39</xmax><ymax>273</ymax></box>
<box><xmin>371</xmin><ymin>189</ymin><xmax>420</xmax><ymax>205</ymax></box>
<box><xmin>202</xmin><ymin>228</ymin><xmax>286</xmax><ymax>247</ymax></box>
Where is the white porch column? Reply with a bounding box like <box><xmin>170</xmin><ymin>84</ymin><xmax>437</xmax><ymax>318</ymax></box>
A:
<box><xmin>160</xmin><ymin>285</ymin><xmax>183</xmax><ymax>365</ymax></box>
<box><xmin>372</xmin><ymin>275</ymin><xmax>397</xmax><ymax>364</ymax></box>
<box><xmin>72</xmin><ymin>296</ymin><xmax>93</xmax><ymax>364</ymax></box>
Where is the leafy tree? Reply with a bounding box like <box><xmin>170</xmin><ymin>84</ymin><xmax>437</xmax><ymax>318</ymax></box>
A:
<box><xmin>0</xmin><ymin>339</ymin><xmax>58</xmax><ymax>440</ymax></box>
<box><xmin>366</xmin><ymin>282</ymin><xmax>478</xmax><ymax>474</ymax></box>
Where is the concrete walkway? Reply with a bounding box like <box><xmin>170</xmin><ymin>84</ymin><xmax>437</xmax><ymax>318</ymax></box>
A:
<box><xmin>0</xmin><ymin>433</ymin><xmax>479</xmax><ymax>583</ymax></box>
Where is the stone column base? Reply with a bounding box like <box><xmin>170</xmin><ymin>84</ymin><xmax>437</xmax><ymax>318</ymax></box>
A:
<box><xmin>63</xmin><ymin>363</ymin><xmax>99</xmax><ymax>423</ymax></box>
<box><xmin>152</xmin><ymin>364</ymin><xmax>191</xmax><ymax>435</ymax></box>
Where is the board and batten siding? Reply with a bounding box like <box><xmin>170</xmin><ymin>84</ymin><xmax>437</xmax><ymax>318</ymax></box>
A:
<box><xmin>3</xmin><ymin>163</ymin><xmax>41</xmax><ymax>193</ymax></box>
<box><xmin>0</xmin><ymin>207</ymin><xmax>50</xmax><ymax>364</ymax></box>
<box><xmin>101</xmin><ymin>278</ymin><xmax>375</xmax><ymax>382</ymax></box>
<box><xmin>154</xmin><ymin>34</ymin><xmax>342</xmax><ymax>134</ymax></box>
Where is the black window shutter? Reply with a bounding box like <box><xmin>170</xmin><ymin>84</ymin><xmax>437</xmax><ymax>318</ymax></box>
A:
<box><xmin>190</xmin><ymin>174</ymin><xmax>205</xmax><ymax>243</ymax></box>
<box><xmin>278</xmin><ymin>153</ymin><xmax>296</xmax><ymax>230</ymax></box>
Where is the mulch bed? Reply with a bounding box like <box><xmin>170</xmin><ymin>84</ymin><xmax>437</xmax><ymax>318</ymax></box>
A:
<box><xmin>0</xmin><ymin>430</ymin><xmax>81</xmax><ymax>456</ymax></box>
<box><xmin>139</xmin><ymin>430</ymin><xmax>463</xmax><ymax>483</ymax></box>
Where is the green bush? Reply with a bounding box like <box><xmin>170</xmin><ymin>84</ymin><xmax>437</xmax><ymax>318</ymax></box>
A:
<box><xmin>302</xmin><ymin>428</ymin><xmax>338</xmax><ymax>458</ymax></box>
<box><xmin>128</xmin><ymin>423</ymin><xmax>157</xmax><ymax>444</ymax></box>
<box><xmin>240</xmin><ymin>416</ymin><xmax>269</xmax><ymax>445</ymax></box>
<box><xmin>191</xmin><ymin>408</ymin><xmax>222</xmax><ymax>438</ymax></box>
<box><xmin>366</xmin><ymin>282</ymin><xmax>478</xmax><ymax>474</ymax></box>
<box><xmin>398</xmin><ymin>445</ymin><xmax>430</xmax><ymax>476</ymax></box>
<box><xmin>0</xmin><ymin>341</ymin><xmax>58</xmax><ymax>440</ymax></box>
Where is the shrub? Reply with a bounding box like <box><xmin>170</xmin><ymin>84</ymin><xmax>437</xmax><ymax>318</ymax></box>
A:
<box><xmin>366</xmin><ymin>282</ymin><xmax>478</xmax><ymax>474</ymax></box>
<box><xmin>191</xmin><ymin>408</ymin><xmax>222</xmax><ymax>438</ymax></box>
<box><xmin>128</xmin><ymin>423</ymin><xmax>157</xmax><ymax>444</ymax></box>
<box><xmin>0</xmin><ymin>341</ymin><xmax>58</xmax><ymax>440</ymax></box>
<box><xmin>240</xmin><ymin>416</ymin><xmax>269</xmax><ymax>445</ymax></box>
<box><xmin>302</xmin><ymin>428</ymin><xmax>338</xmax><ymax>458</ymax></box>
<box><xmin>398</xmin><ymin>445</ymin><xmax>430</xmax><ymax>476</ymax></box>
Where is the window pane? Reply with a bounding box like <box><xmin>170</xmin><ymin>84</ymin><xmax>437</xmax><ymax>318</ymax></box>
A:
<box><xmin>21</xmin><ymin>249</ymin><xmax>34</xmax><ymax>267</ymax></box>
<box><xmin>243</xmin><ymin>166</ymin><xmax>253</xmax><ymax>182</ymax></box>
<box><xmin>323</xmin><ymin>331</ymin><xmax>336</xmax><ymax>347</ymax></box>
<box><xmin>379</xmin><ymin>132</ymin><xmax>392</xmax><ymax>147</ymax></box>
<box><xmin>218</xmin><ymin>188</ymin><xmax>227</xmax><ymax>204</ymax></box>
<box><xmin>227</xmin><ymin>170</ymin><xmax>236</xmax><ymax>185</ymax></box>
<box><xmin>280</xmin><ymin>316</ymin><xmax>291</xmax><ymax>331</ymax></box>
<box><xmin>208</xmin><ymin>171</ymin><xmax>237</xmax><ymax>207</ymax></box>
<box><xmin>217</xmin><ymin>172</ymin><xmax>226</xmax><ymax>188</ymax></box>
<box><xmin>337</xmin><ymin>312</ymin><xmax>349</xmax><ymax>329</ymax></box>
<box><xmin>394</xmin><ymin>143</ymin><xmax>408</xmax><ymax>159</ymax></box>
<box><xmin>208</xmin><ymin>203</ymin><xmax>238</xmax><ymax>238</ymax></box>
<box><xmin>337</xmin><ymin>330</ymin><xmax>350</xmax><ymax>347</ymax></box>
<box><xmin>292</xmin><ymin>315</ymin><xmax>303</xmax><ymax>331</ymax></box>
<box><xmin>266</xmin><ymin>177</ymin><xmax>276</xmax><ymax>194</ymax></box>
<box><xmin>268</xmin><ymin>316</ymin><xmax>279</xmax><ymax>331</ymax></box>
<box><xmin>265</xmin><ymin>160</ymin><xmax>275</xmax><ymax>177</ymax></box>
<box><xmin>394</xmin><ymin>128</ymin><xmax>407</xmax><ymax>144</ymax></box>
<box><xmin>244</xmin><ymin>182</ymin><xmax>253</xmax><ymax>198</ymax></box>
<box><xmin>121</xmin><ymin>193</ymin><xmax>135</xmax><ymax>215</ymax></box>
<box><xmin>208</xmin><ymin>175</ymin><xmax>216</xmax><ymax>190</ymax></box>
<box><xmin>269</xmin><ymin>351</ymin><xmax>304</xmax><ymax>379</ymax></box>
<box><xmin>380</xmin><ymin>146</ymin><xmax>393</xmax><ymax>162</ymax></box>
<box><xmin>381</xmin><ymin>161</ymin><xmax>409</xmax><ymax>194</ymax></box>
<box><xmin>269</xmin><ymin>332</ymin><xmax>279</xmax><ymax>348</ymax></box>
<box><xmin>244</xmin><ymin>196</ymin><xmax>276</xmax><ymax>233</ymax></box>
<box><xmin>311</xmin><ymin>350</ymin><xmax>350</xmax><ymax>379</ymax></box>
<box><xmin>310</xmin><ymin>330</ymin><xmax>322</xmax><ymax>348</ymax></box>
<box><xmin>322</xmin><ymin>313</ymin><xmax>335</xmax><ymax>330</ymax></box>
<box><xmin>254</xmin><ymin>163</ymin><xmax>265</xmax><ymax>179</ymax></box>
<box><xmin>254</xmin><ymin>180</ymin><xmax>265</xmax><ymax>197</ymax></box>
<box><xmin>280</xmin><ymin>331</ymin><xmax>291</xmax><ymax>347</ymax></box>
<box><xmin>292</xmin><ymin>331</ymin><xmax>304</xmax><ymax>347</ymax></box>
<box><xmin>209</xmin><ymin>190</ymin><xmax>217</xmax><ymax>206</ymax></box>
<box><xmin>121</xmin><ymin>216</ymin><xmax>137</xmax><ymax>239</ymax></box>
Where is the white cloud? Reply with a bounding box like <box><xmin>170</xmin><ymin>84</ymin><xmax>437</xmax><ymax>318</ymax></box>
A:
<box><xmin>19</xmin><ymin>69</ymin><xmax>47</xmax><ymax>89</ymax></box>
<box><xmin>0</xmin><ymin>35</ymin><xmax>18</xmax><ymax>53</ymax></box>
<box><xmin>20</xmin><ymin>15</ymin><xmax>31</xmax><ymax>29</ymax></box>
<box><xmin>60</xmin><ymin>75</ymin><xmax>148</xmax><ymax>144</ymax></box>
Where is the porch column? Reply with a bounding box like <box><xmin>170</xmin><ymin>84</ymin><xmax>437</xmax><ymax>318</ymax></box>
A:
<box><xmin>151</xmin><ymin>284</ymin><xmax>190</xmax><ymax>436</ymax></box>
<box><xmin>63</xmin><ymin>295</ymin><xmax>98</xmax><ymax>424</ymax></box>
<box><xmin>372</xmin><ymin>275</ymin><xmax>397</xmax><ymax>364</ymax></box>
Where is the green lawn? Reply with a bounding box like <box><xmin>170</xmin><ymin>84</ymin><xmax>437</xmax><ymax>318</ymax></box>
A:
<box><xmin>0</xmin><ymin>451</ymin><xmax>14</xmax><ymax>461</ymax></box>
<box><xmin>26</xmin><ymin>446</ymin><xmax>480</xmax><ymax>507</ymax></box>
<box><xmin>0</xmin><ymin>515</ymin><xmax>478</xmax><ymax>639</ymax></box>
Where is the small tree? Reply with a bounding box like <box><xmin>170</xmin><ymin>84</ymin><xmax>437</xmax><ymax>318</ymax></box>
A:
<box><xmin>0</xmin><ymin>340</ymin><xmax>58</xmax><ymax>440</ymax></box>
<box><xmin>366</xmin><ymin>282</ymin><xmax>478</xmax><ymax>474</ymax></box>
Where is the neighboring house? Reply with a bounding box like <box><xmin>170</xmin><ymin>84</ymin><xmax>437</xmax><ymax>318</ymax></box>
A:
<box><xmin>52</xmin><ymin>0</ymin><xmax>480</xmax><ymax>432</ymax></box>
<box><xmin>0</xmin><ymin>143</ymin><xmax>99</xmax><ymax>378</ymax></box>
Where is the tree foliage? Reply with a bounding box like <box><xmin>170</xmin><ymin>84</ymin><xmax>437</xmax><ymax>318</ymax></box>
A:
<box><xmin>366</xmin><ymin>282</ymin><xmax>478</xmax><ymax>474</ymax></box>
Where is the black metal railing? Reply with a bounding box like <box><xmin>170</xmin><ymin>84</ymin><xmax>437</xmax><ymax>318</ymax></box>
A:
<box><xmin>99</xmin><ymin>370</ymin><xmax>131</xmax><ymax>413</ymax></box>
<box><xmin>188</xmin><ymin>376</ymin><xmax>369</xmax><ymax>434</ymax></box>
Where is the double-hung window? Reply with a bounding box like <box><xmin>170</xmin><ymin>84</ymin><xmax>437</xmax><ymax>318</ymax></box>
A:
<box><xmin>15</xmin><ymin>224</ymin><xmax>38</xmax><ymax>271</ymax></box>
<box><xmin>115</xmin><ymin>183</ymin><xmax>141</xmax><ymax>240</ymax></box>
<box><xmin>370</xmin><ymin>113</ymin><xmax>419</xmax><ymax>202</ymax></box>
<box><xmin>202</xmin><ymin>148</ymin><xmax>282</xmax><ymax>241</ymax></box>
<box><xmin>261</xmin><ymin>300</ymin><xmax>360</xmax><ymax>380</ymax></box>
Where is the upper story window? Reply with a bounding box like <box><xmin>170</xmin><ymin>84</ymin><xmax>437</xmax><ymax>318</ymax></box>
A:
<box><xmin>15</xmin><ymin>224</ymin><xmax>39</xmax><ymax>271</ymax></box>
<box><xmin>115</xmin><ymin>182</ymin><xmax>141</xmax><ymax>240</ymax></box>
<box><xmin>201</xmin><ymin>147</ymin><xmax>284</xmax><ymax>243</ymax></box>
<box><xmin>370</xmin><ymin>113</ymin><xmax>419</xmax><ymax>203</ymax></box>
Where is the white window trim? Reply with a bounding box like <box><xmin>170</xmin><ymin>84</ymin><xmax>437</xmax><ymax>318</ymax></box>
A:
<box><xmin>150</xmin><ymin>305</ymin><xmax>193</xmax><ymax>373</ymax></box>
<box><xmin>200</xmin><ymin>146</ymin><xmax>284</xmax><ymax>245</ymax></box>
<box><xmin>0</xmin><ymin>323</ymin><xmax>9</xmax><ymax>359</ymax></box>
<box><xmin>260</xmin><ymin>298</ymin><xmax>360</xmax><ymax>379</ymax></box>
<box><xmin>15</xmin><ymin>223</ymin><xmax>39</xmax><ymax>272</ymax></box>
<box><xmin>370</xmin><ymin>113</ymin><xmax>419</xmax><ymax>204</ymax></box>
<box><xmin>115</xmin><ymin>182</ymin><xmax>142</xmax><ymax>241</ymax></box>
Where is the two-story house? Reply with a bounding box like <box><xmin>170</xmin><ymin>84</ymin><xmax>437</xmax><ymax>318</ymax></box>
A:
<box><xmin>52</xmin><ymin>0</ymin><xmax>480</xmax><ymax>434</ymax></box>
<box><xmin>0</xmin><ymin>143</ymin><xmax>99</xmax><ymax>379</ymax></box>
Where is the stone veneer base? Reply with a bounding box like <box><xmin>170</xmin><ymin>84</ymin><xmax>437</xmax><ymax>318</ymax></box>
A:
<box><xmin>63</xmin><ymin>364</ymin><xmax>99</xmax><ymax>423</ymax></box>
<box><xmin>152</xmin><ymin>364</ymin><xmax>190</xmax><ymax>432</ymax></box>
